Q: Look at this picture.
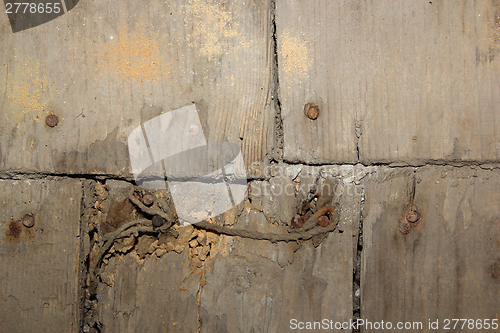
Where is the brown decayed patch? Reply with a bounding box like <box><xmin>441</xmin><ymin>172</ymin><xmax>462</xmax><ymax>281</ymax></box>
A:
<box><xmin>491</xmin><ymin>258</ymin><xmax>500</xmax><ymax>280</ymax></box>
<box><xmin>103</xmin><ymin>199</ymin><xmax>135</xmax><ymax>233</ymax></box>
<box><xmin>5</xmin><ymin>220</ymin><xmax>22</xmax><ymax>242</ymax></box>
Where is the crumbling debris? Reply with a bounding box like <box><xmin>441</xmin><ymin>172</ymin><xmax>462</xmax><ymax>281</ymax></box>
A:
<box><xmin>113</xmin><ymin>236</ymin><xmax>135</xmax><ymax>253</ymax></box>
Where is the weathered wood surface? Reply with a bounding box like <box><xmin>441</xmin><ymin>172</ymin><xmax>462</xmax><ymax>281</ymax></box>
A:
<box><xmin>0</xmin><ymin>0</ymin><xmax>273</xmax><ymax>178</ymax></box>
<box><xmin>98</xmin><ymin>251</ymin><xmax>200</xmax><ymax>333</ymax></box>
<box><xmin>200</xmin><ymin>174</ymin><xmax>361</xmax><ymax>332</ymax></box>
<box><xmin>362</xmin><ymin>166</ymin><xmax>500</xmax><ymax>331</ymax></box>
<box><xmin>277</xmin><ymin>0</ymin><xmax>500</xmax><ymax>164</ymax></box>
<box><xmin>94</xmin><ymin>167</ymin><xmax>361</xmax><ymax>332</ymax></box>
<box><xmin>0</xmin><ymin>179</ymin><xmax>82</xmax><ymax>333</ymax></box>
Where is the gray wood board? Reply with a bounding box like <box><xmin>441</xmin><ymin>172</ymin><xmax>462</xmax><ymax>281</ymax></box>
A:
<box><xmin>0</xmin><ymin>179</ymin><xmax>82</xmax><ymax>333</ymax></box>
<box><xmin>0</xmin><ymin>0</ymin><xmax>273</xmax><ymax>178</ymax></box>
<box><xmin>97</xmin><ymin>251</ymin><xmax>200</xmax><ymax>333</ymax></box>
<box><xmin>199</xmin><ymin>174</ymin><xmax>361</xmax><ymax>332</ymax></box>
<box><xmin>362</xmin><ymin>166</ymin><xmax>500</xmax><ymax>331</ymax></box>
<box><xmin>276</xmin><ymin>0</ymin><xmax>500</xmax><ymax>164</ymax></box>
<box><xmin>95</xmin><ymin>170</ymin><xmax>362</xmax><ymax>332</ymax></box>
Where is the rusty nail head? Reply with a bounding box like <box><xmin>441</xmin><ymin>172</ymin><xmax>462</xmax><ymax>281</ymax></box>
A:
<box><xmin>45</xmin><ymin>114</ymin><xmax>58</xmax><ymax>127</ymax></box>
<box><xmin>304</xmin><ymin>103</ymin><xmax>319</xmax><ymax>120</ymax></box>
<box><xmin>399</xmin><ymin>221</ymin><xmax>411</xmax><ymax>234</ymax></box>
<box><xmin>22</xmin><ymin>214</ymin><xmax>35</xmax><ymax>228</ymax></box>
<box><xmin>406</xmin><ymin>210</ymin><xmax>419</xmax><ymax>223</ymax></box>
<box><xmin>317</xmin><ymin>215</ymin><xmax>329</xmax><ymax>227</ymax></box>
<box><xmin>152</xmin><ymin>214</ymin><xmax>165</xmax><ymax>227</ymax></box>
<box><xmin>142</xmin><ymin>194</ymin><xmax>154</xmax><ymax>207</ymax></box>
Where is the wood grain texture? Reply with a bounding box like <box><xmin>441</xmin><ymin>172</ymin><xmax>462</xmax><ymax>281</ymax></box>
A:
<box><xmin>94</xmin><ymin>170</ymin><xmax>361</xmax><ymax>332</ymax></box>
<box><xmin>0</xmin><ymin>179</ymin><xmax>82</xmax><ymax>333</ymax></box>
<box><xmin>200</xmin><ymin>174</ymin><xmax>361</xmax><ymax>332</ymax></box>
<box><xmin>97</xmin><ymin>252</ymin><xmax>200</xmax><ymax>333</ymax></box>
<box><xmin>362</xmin><ymin>166</ymin><xmax>500</xmax><ymax>330</ymax></box>
<box><xmin>276</xmin><ymin>0</ymin><xmax>500</xmax><ymax>164</ymax></box>
<box><xmin>0</xmin><ymin>0</ymin><xmax>273</xmax><ymax>178</ymax></box>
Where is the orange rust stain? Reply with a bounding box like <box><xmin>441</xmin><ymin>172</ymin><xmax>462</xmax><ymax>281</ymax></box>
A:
<box><xmin>183</xmin><ymin>0</ymin><xmax>243</xmax><ymax>57</ymax></box>
<box><xmin>5</xmin><ymin>220</ymin><xmax>22</xmax><ymax>242</ymax></box>
<box><xmin>280</xmin><ymin>30</ymin><xmax>311</xmax><ymax>77</ymax></box>
<box><xmin>99</xmin><ymin>31</ymin><xmax>168</xmax><ymax>82</ymax></box>
<box><xmin>5</xmin><ymin>61</ymin><xmax>50</xmax><ymax>124</ymax></box>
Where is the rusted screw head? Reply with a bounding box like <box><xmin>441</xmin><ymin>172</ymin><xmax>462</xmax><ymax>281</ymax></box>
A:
<box><xmin>22</xmin><ymin>214</ymin><xmax>35</xmax><ymax>228</ymax></box>
<box><xmin>45</xmin><ymin>114</ymin><xmax>58</xmax><ymax>127</ymax></box>
<box><xmin>304</xmin><ymin>103</ymin><xmax>319</xmax><ymax>120</ymax></box>
<box><xmin>399</xmin><ymin>221</ymin><xmax>411</xmax><ymax>234</ymax></box>
<box><xmin>142</xmin><ymin>194</ymin><xmax>154</xmax><ymax>207</ymax></box>
<box><xmin>152</xmin><ymin>214</ymin><xmax>165</xmax><ymax>228</ymax></box>
<box><xmin>405</xmin><ymin>210</ymin><xmax>419</xmax><ymax>223</ymax></box>
<box><xmin>317</xmin><ymin>215</ymin><xmax>329</xmax><ymax>227</ymax></box>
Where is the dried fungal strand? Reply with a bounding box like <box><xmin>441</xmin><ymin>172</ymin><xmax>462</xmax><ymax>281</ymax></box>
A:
<box><xmin>89</xmin><ymin>189</ymin><xmax>340</xmax><ymax>294</ymax></box>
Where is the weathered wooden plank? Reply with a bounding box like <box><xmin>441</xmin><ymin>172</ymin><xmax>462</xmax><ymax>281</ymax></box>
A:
<box><xmin>0</xmin><ymin>179</ymin><xmax>82</xmax><ymax>333</ymax></box>
<box><xmin>93</xmin><ymin>167</ymin><xmax>362</xmax><ymax>332</ymax></box>
<box><xmin>98</xmin><ymin>252</ymin><xmax>200</xmax><ymax>333</ymax></box>
<box><xmin>93</xmin><ymin>179</ymin><xmax>200</xmax><ymax>332</ymax></box>
<box><xmin>362</xmin><ymin>166</ymin><xmax>500</xmax><ymax>331</ymax></box>
<box><xmin>277</xmin><ymin>0</ymin><xmax>500</xmax><ymax>164</ymax></box>
<box><xmin>200</xmin><ymin>169</ymin><xmax>361</xmax><ymax>332</ymax></box>
<box><xmin>0</xmin><ymin>0</ymin><xmax>273</xmax><ymax>177</ymax></box>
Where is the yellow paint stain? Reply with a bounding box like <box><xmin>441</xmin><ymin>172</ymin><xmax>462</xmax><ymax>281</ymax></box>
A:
<box><xmin>280</xmin><ymin>31</ymin><xmax>311</xmax><ymax>77</ymax></box>
<box><xmin>6</xmin><ymin>61</ymin><xmax>49</xmax><ymax>123</ymax></box>
<box><xmin>183</xmin><ymin>0</ymin><xmax>250</xmax><ymax>57</ymax></box>
<box><xmin>99</xmin><ymin>31</ymin><xmax>169</xmax><ymax>82</ymax></box>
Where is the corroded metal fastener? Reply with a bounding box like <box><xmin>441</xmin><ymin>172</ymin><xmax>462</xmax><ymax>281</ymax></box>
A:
<box><xmin>45</xmin><ymin>114</ymin><xmax>58</xmax><ymax>127</ymax></box>
<box><xmin>405</xmin><ymin>210</ymin><xmax>419</xmax><ymax>223</ymax></box>
<box><xmin>142</xmin><ymin>194</ymin><xmax>154</xmax><ymax>207</ymax></box>
<box><xmin>304</xmin><ymin>103</ymin><xmax>319</xmax><ymax>120</ymax></box>
<box><xmin>399</xmin><ymin>221</ymin><xmax>411</xmax><ymax>234</ymax></box>
<box><xmin>152</xmin><ymin>214</ymin><xmax>165</xmax><ymax>227</ymax></box>
<box><xmin>22</xmin><ymin>214</ymin><xmax>35</xmax><ymax>228</ymax></box>
<box><xmin>317</xmin><ymin>215</ymin><xmax>329</xmax><ymax>227</ymax></box>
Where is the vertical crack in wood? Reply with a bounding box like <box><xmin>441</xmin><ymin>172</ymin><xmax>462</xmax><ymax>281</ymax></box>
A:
<box><xmin>196</xmin><ymin>281</ymin><xmax>203</xmax><ymax>333</ymax></box>
<box><xmin>270</xmin><ymin>0</ymin><xmax>284</xmax><ymax>163</ymax></box>
<box><xmin>82</xmin><ymin>180</ymin><xmax>105</xmax><ymax>333</ymax></box>
<box><xmin>352</xmin><ymin>186</ymin><xmax>364</xmax><ymax>333</ymax></box>
<box><xmin>355</xmin><ymin>122</ymin><xmax>362</xmax><ymax>161</ymax></box>
<box><xmin>78</xmin><ymin>181</ymin><xmax>87</xmax><ymax>333</ymax></box>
